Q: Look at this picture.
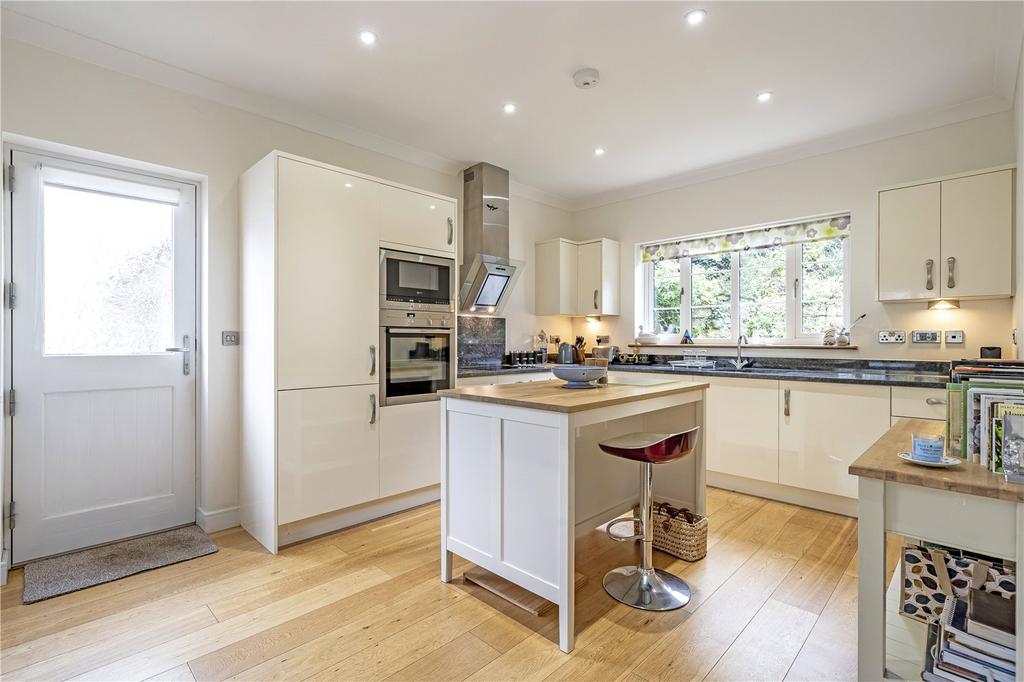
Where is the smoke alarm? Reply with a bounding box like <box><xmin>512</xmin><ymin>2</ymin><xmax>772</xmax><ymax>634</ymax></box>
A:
<box><xmin>573</xmin><ymin>68</ymin><xmax>600</xmax><ymax>89</ymax></box>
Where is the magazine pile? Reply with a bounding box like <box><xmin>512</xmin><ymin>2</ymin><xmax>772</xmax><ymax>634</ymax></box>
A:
<box><xmin>960</xmin><ymin>375</ymin><xmax>1024</xmax><ymax>472</ymax></box>
<box><xmin>924</xmin><ymin>589</ymin><xmax>1016</xmax><ymax>682</ymax></box>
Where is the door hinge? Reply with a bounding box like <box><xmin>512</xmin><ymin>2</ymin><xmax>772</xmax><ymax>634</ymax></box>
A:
<box><xmin>4</xmin><ymin>164</ymin><xmax>13</xmax><ymax>194</ymax></box>
<box><xmin>5</xmin><ymin>282</ymin><xmax>15</xmax><ymax>310</ymax></box>
<box><xmin>7</xmin><ymin>389</ymin><xmax>15</xmax><ymax>417</ymax></box>
<box><xmin>7</xmin><ymin>501</ymin><xmax>15</xmax><ymax>530</ymax></box>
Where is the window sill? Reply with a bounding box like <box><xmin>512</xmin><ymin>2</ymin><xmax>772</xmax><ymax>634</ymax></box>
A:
<box><xmin>626</xmin><ymin>342</ymin><xmax>859</xmax><ymax>350</ymax></box>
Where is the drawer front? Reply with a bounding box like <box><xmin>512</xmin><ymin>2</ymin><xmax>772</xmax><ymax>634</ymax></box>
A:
<box><xmin>891</xmin><ymin>386</ymin><xmax>947</xmax><ymax>420</ymax></box>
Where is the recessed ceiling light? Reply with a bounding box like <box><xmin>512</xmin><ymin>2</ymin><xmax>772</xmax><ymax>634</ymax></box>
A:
<box><xmin>429</xmin><ymin>204</ymin><xmax>437</xmax><ymax>210</ymax></box>
<box><xmin>594</xmin><ymin>147</ymin><xmax>606</xmax><ymax>157</ymax></box>
<box><xmin>503</xmin><ymin>103</ymin><xmax>517</xmax><ymax>114</ymax></box>
<box><xmin>359</xmin><ymin>31</ymin><xmax>377</xmax><ymax>46</ymax></box>
<box><xmin>685</xmin><ymin>9</ymin><xmax>707</xmax><ymax>26</ymax></box>
<box><xmin>757</xmin><ymin>91</ymin><xmax>773</xmax><ymax>103</ymax></box>
<box><xmin>344</xmin><ymin>182</ymin><xmax>353</xmax><ymax>188</ymax></box>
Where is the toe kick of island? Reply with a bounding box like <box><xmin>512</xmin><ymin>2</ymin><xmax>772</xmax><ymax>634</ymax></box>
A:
<box><xmin>438</xmin><ymin>380</ymin><xmax>708</xmax><ymax>653</ymax></box>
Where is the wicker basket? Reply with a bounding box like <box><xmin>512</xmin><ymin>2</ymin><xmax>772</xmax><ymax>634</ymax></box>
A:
<box><xmin>633</xmin><ymin>502</ymin><xmax>708</xmax><ymax>562</ymax></box>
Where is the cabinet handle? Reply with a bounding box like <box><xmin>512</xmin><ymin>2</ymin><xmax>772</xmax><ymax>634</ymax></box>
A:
<box><xmin>784</xmin><ymin>388</ymin><xmax>791</xmax><ymax>417</ymax></box>
<box><xmin>369</xmin><ymin>344</ymin><xmax>376</xmax><ymax>376</ymax></box>
<box><xmin>447</xmin><ymin>217</ymin><xmax>453</xmax><ymax>245</ymax></box>
<box><xmin>593</xmin><ymin>289</ymin><xmax>599</xmax><ymax>310</ymax></box>
<box><xmin>946</xmin><ymin>256</ymin><xmax>956</xmax><ymax>289</ymax></box>
<box><xmin>925</xmin><ymin>259</ymin><xmax>934</xmax><ymax>291</ymax></box>
<box><xmin>369</xmin><ymin>393</ymin><xmax>377</xmax><ymax>424</ymax></box>
<box><xmin>925</xmin><ymin>397</ymin><xmax>947</xmax><ymax>406</ymax></box>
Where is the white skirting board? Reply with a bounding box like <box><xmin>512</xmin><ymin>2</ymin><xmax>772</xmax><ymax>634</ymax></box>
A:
<box><xmin>196</xmin><ymin>505</ymin><xmax>241</xmax><ymax>534</ymax></box>
<box><xmin>707</xmin><ymin>471</ymin><xmax>858</xmax><ymax>517</ymax></box>
<box><xmin>277</xmin><ymin>485</ymin><xmax>440</xmax><ymax>548</ymax></box>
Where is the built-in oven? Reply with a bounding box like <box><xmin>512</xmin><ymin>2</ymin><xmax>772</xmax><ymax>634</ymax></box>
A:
<box><xmin>380</xmin><ymin>248</ymin><xmax>455</xmax><ymax>313</ymax></box>
<box><xmin>379</xmin><ymin>309</ymin><xmax>453</xmax><ymax>405</ymax></box>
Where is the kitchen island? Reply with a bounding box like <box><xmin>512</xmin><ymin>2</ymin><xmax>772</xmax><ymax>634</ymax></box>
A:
<box><xmin>438</xmin><ymin>376</ymin><xmax>709</xmax><ymax>653</ymax></box>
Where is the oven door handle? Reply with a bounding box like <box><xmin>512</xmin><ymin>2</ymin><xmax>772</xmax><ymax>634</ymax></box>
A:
<box><xmin>387</xmin><ymin>327</ymin><xmax>453</xmax><ymax>335</ymax></box>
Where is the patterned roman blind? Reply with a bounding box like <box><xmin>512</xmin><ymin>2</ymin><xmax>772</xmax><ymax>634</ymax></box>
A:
<box><xmin>641</xmin><ymin>213</ymin><xmax>851</xmax><ymax>263</ymax></box>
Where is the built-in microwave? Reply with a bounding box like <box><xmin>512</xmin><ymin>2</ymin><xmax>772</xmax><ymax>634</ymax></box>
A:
<box><xmin>379</xmin><ymin>248</ymin><xmax>455</xmax><ymax>313</ymax></box>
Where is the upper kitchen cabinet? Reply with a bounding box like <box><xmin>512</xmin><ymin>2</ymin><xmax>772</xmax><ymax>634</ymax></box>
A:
<box><xmin>379</xmin><ymin>183</ymin><xmax>456</xmax><ymax>255</ymax></box>
<box><xmin>277</xmin><ymin>157</ymin><xmax>381</xmax><ymax>390</ymax></box>
<box><xmin>535</xmin><ymin>238</ymin><xmax>578</xmax><ymax>315</ymax></box>
<box><xmin>577</xmin><ymin>238</ymin><xmax>620</xmax><ymax>316</ymax></box>
<box><xmin>535</xmin><ymin>237</ymin><xmax>620</xmax><ymax>316</ymax></box>
<box><xmin>939</xmin><ymin>170</ymin><xmax>1013</xmax><ymax>299</ymax></box>
<box><xmin>878</xmin><ymin>168</ymin><xmax>1014</xmax><ymax>301</ymax></box>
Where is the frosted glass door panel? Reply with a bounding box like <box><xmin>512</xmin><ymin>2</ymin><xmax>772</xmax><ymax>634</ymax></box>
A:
<box><xmin>43</xmin><ymin>183</ymin><xmax>175</xmax><ymax>355</ymax></box>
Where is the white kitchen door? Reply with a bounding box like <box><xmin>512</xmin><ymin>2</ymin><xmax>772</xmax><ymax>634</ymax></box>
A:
<box><xmin>9</xmin><ymin>149</ymin><xmax>197</xmax><ymax>563</ymax></box>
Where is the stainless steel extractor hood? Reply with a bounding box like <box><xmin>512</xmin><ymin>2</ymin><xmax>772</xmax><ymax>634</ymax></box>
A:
<box><xmin>459</xmin><ymin>162</ymin><xmax>523</xmax><ymax>315</ymax></box>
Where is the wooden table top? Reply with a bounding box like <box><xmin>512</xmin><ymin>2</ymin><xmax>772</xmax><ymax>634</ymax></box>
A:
<box><xmin>848</xmin><ymin>418</ymin><xmax>1024</xmax><ymax>503</ymax></box>
<box><xmin>438</xmin><ymin>379</ymin><xmax>709</xmax><ymax>414</ymax></box>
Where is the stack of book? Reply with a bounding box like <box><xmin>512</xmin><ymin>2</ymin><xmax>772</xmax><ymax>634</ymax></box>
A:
<box><xmin>923</xmin><ymin>589</ymin><xmax>1016</xmax><ymax>682</ymax></box>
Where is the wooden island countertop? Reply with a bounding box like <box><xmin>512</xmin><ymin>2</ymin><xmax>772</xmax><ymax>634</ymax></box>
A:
<box><xmin>439</xmin><ymin>378</ymin><xmax>709</xmax><ymax>414</ymax></box>
<box><xmin>848</xmin><ymin>417</ymin><xmax>1024</xmax><ymax>503</ymax></box>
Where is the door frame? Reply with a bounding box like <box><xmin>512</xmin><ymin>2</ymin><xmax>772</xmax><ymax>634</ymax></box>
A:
<box><xmin>0</xmin><ymin>134</ymin><xmax>206</xmax><ymax>582</ymax></box>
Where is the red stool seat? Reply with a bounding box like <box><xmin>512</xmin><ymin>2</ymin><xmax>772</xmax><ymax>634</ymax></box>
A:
<box><xmin>598</xmin><ymin>427</ymin><xmax>699</xmax><ymax>464</ymax></box>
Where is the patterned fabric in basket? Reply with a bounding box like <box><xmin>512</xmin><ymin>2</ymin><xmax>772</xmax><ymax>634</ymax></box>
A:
<box><xmin>633</xmin><ymin>502</ymin><xmax>708</xmax><ymax>562</ymax></box>
<box><xmin>900</xmin><ymin>545</ymin><xmax>1016</xmax><ymax>624</ymax></box>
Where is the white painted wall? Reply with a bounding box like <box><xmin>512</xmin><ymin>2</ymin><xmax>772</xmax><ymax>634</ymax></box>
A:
<box><xmin>0</xmin><ymin>39</ymin><xmax>569</xmax><ymax>523</ymax></box>
<box><xmin>571</xmin><ymin>111</ymin><xmax>1018</xmax><ymax>361</ymax></box>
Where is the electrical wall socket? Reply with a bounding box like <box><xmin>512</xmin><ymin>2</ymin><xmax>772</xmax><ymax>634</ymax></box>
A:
<box><xmin>912</xmin><ymin>330</ymin><xmax>941</xmax><ymax>344</ymax></box>
<box><xmin>878</xmin><ymin>330</ymin><xmax>906</xmax><ymax>343</ymax></box>
<box><xmin>945</xmin><ymin>330</ymin><xmax>964</xmax><ymax>344</ymax></box>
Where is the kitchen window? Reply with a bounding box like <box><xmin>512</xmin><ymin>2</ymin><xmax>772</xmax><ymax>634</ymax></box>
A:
<box><xmin>642</xmin><ymin>213</ymin><xmax>850</xmax><ymax>343</ymax></box>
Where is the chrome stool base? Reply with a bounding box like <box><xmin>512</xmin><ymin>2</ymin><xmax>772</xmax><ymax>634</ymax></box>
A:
<box><xmin>603</xmin><ymin>565</ymin><xmax>691</xmax><ymax>611</ymax></box>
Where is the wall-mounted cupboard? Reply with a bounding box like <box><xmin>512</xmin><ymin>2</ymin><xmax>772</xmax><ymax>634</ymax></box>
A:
<box><xmin>877</xmin><ymin>167</ymin><xmax>1014</xmax><ymax>301</ymax></box>
<box><xmin>535</xmin><ymin>237</ymin><xmax>620</xmax><ymax>316</ymax></box>
<box><xmin>240</xmin><ymin>151</ymin><xmax>456</xmax><ymax>553</ymax></box>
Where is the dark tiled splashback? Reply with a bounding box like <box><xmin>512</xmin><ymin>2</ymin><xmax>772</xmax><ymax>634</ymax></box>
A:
<box><xmin>457</xmin><ymin>316</ymin><xmax>506</xmax><ymax>367</ymax></box>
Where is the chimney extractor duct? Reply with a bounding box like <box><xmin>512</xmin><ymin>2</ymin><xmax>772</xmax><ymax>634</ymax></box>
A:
<box><xmin>459</xmin><ymin>162</ymin><xmax>522</xmax><ymax>315</ymax></box>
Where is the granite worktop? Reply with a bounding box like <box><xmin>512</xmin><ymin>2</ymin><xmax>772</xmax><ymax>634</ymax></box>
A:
<box><xmin>457</xmin><ymin>357</ymin><xmax>950</xmax><ymax>388</ymax></box>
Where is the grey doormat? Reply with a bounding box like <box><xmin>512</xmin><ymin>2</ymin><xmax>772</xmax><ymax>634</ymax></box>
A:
<box><xmin>22</xmin><ymin>525</ymin><xmax>218</xmax><ymax>604</ymax></box>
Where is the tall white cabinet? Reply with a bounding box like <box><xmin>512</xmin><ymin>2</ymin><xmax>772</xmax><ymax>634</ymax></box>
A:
<box><xmin>240</xmin><ymin>151</ymin><xmax>456</xmax><ymax>553</ymax></box>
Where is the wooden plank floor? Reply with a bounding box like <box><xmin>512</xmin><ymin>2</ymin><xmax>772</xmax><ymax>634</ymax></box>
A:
<box><xmin>0</xmin><ymin>489</ymin><xmax>891</xmax><ymax>681</ymax></box>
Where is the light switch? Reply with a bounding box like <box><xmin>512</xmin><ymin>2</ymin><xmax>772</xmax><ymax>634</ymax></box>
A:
<box><xmin>222</xmin><ymin>331</ymin><xmax>240</xmax><ymax>346</ymax></box>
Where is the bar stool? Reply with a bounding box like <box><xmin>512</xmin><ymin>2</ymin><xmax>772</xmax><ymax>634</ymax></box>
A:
<box><xmin>598</xmin><ymin>427</ymin><xmax>700</xmax><ymax>611</ymax></box>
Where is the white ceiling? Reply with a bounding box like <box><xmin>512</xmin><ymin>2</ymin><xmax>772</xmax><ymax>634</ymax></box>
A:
<box><xmin>3</xmin><ymin>2</ymin><xmax>1022</xmax><ymax>208</ymax></box>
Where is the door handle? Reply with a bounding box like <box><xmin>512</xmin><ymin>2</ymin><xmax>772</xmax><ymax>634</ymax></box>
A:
<box><xmin>369</xmin><ymin>393</ymin><xmax>377</xmax><ymax>425</ymax></box>
<box><xmin>946</xmin><ymin>256</ymin><xmax>956</xmax><ymax>289</ymax></box>
<box><xmin>447</xmin><ymin>217</ymin><xmax>454</xmax><ymax>245</ymax></box>
<box><xmin>925</xmin><ymin>397</ymin><xmax>947</xmax><ymax>406</ymax></box>
<box><xmin>925</xmin><ymin>259</ymin><xmax>934</xmax><ymax>291</ymax></box>
<box><xmin>593</xmin><ymin>289</ymin><xmax>599</xmax><ymax>310</ymax></box>
<box><xmin>369</xmin><ymin>344</ymin><xmax>376</xmax><ymax>376</ymax></box>
<box><xmin>784</xmin><ymin>388</ymin><xmax>790</xmax><ymax>417</ymax></box>
<box><xmin>165</xmin><ymin>335</ymin><xmax>192</xmax><ymax>376</ymax></box>
<box><xmin>793</xmin><ymin>278</ymin><xmax>799</xmax><ymax>299</ymax></box>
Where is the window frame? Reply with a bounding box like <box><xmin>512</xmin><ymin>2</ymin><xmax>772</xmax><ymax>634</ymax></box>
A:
<box><xmin>642</xmin><ymin>238</ymin><xmax>849</xmax><ymax>344</ymax></box>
